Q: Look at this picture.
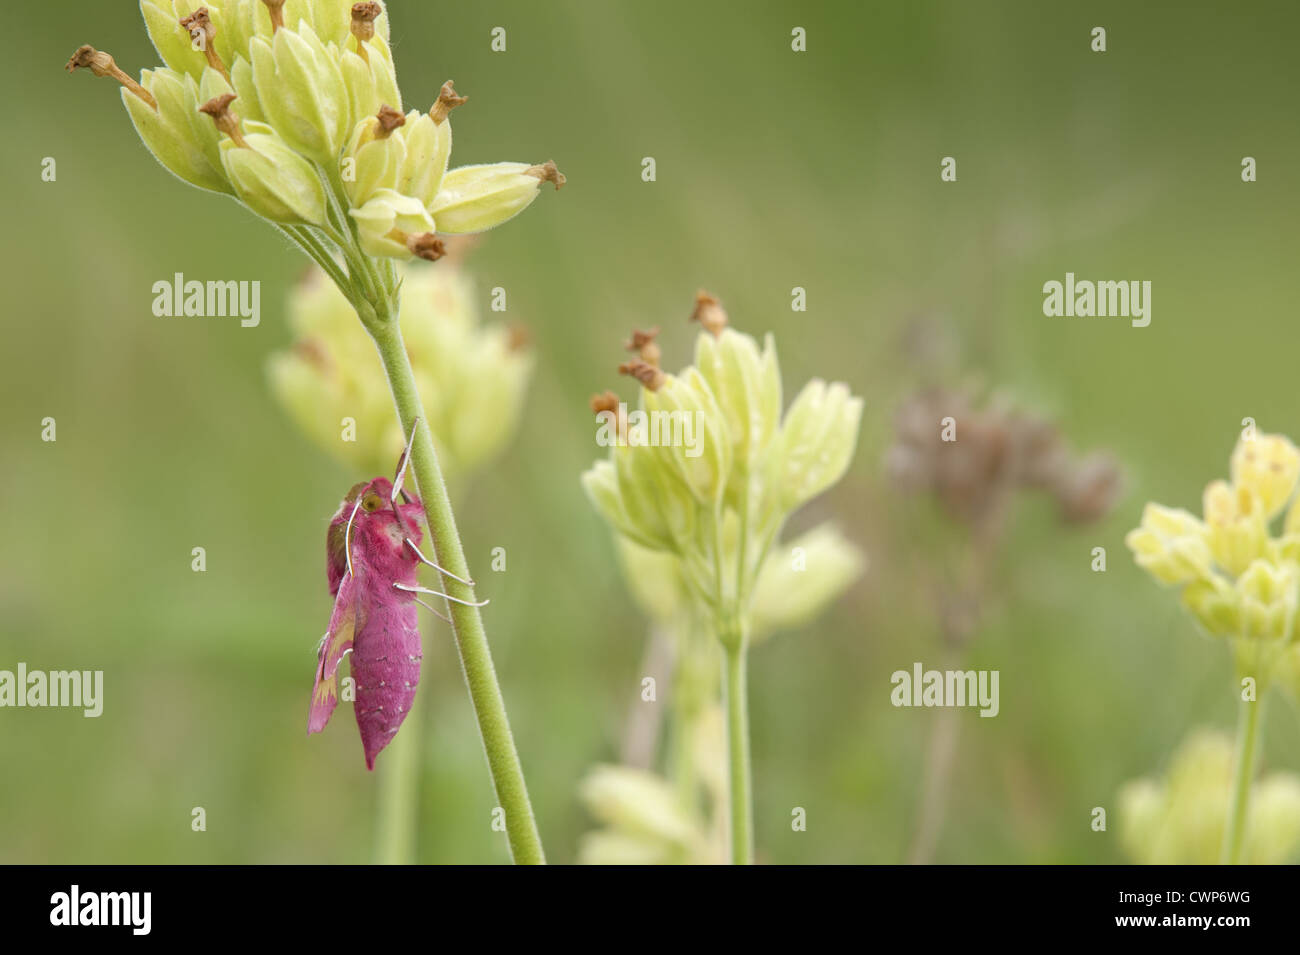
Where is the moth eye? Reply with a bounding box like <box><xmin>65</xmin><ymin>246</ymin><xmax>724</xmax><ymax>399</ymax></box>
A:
<box><xmin>362</xmin><ymin>491</ymin><xmax>383</xmax><ymax>512</ymax></box>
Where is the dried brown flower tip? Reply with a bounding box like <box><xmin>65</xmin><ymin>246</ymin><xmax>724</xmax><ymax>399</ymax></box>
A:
<box><xmin>618</xmin><ymin>359</ymin><xmax>666</xmax><ymax>392</ymax></box>
<box><xmin>525</xmin><ymin>160</ymin><xmax>566</xmax><ymax>190</ymax></box>
<box><xmin>199</xmin><ymin>93</ymin><xmax>249</xmax><ymax>149</ymax></box>
<box><xmin>375</xmin><ymin>104</ymin><xmax>406</xmax><ymax>137</ymax></box>
<box><xmin>690</xmin><ymin>290</ymin><xmax>728</xmax><ymax>338</ymax></box>
<box><xmin>406</xmin><ymin>233</ymin><xmax>447</xmax><ymax>262</ymax></box>
<box><xmin>1053</xmin><ymin>452</ymin><xmax>1123</xmax><ymax>524</ymax></box>
<box><xmin>885</xmin><ymin>387</ymin><xmax>1123</xmax><ymax>529</ymax></box>
<box><xmin>66</xmin><ymin>45</ymin><xmax>158</xmax><ymax>110</ymax></box>
<box><xmin>624</xmin><ymin>327</ymin><xmax>661</xmax><ymax>365</ymax></box>
<box><xmin>180</xmin><ymin>8</ymin><xmax>230</xmax><ymax>81</ymax></box>
<box><xmin>292</xmin><ymin>338</ymin><xmax>331</xmax><ymax>371</ymax></box>
<box><xmin>260</xmin><ymin>0</ymin><xmax>287</xmax><ymax>32</ymax></box>
<box><xmin>505</xmin><ymin>323</ymin><xmax>533</xmax><ymax>353</ymax></box>
<box><xmin>431</xmin><ymin>81</ymin><xmax>468</xmax><ymax>124</ymax></box>
<box><xmin>351</xmin><ymin>2</ymin><xmax>383</xmax><ymax>55</ymax></box>
<box><xmin>590</xmin><ymin>391</ymin><xmax>621</xmax><ymax>416</ymax></box>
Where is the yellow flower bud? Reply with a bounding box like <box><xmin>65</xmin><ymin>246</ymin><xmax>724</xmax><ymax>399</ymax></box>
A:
<box><xmin>430</xmin><ymin>161</ymin><xmax>565</xmax><ymax>234</ymax></box>
<box><xmin>774</xmin><ymin>378</ymin><xmax>864</xmax><ymax>513</ymax></box>
<box><xmin>693</xmin><ymin>328</ymin><xmax>782</xmax><ymax>492</ymax></box>
<box><xmin>218</xmin><ymin>121</ymin><xmax>328</xmax><ymax>225</ymax></box>
<box><xmin>140</xmin><ymin>1</ymin><xmax>201</xmax><ymax>79</ymax></box>
<box><xmin>249</xmin><ymin>23</ymin><xmax>348</xmax><ymax>163</ymax></box>
<box><xmin>1180</xmin><ymin>572</ymin><xmax>1239</xmax><ymax>637</ymax></box>
<box><xmin>1125</xmin><ymin>503</ymin><xmax>1212</xmax><ymax>585</ymax></box>
<box><xmin>1236</xmin><ymin>558</ymin><xmax>1298</xmax><ymax>642</ymax></box>
<box><xmin>397</xmin><ymin>111</ymin><xmax>451</xmax><ymax>209</ymax></box>
<box><xmin>1203</xmin><ymin>480</ymin><xmax>1268</xmax><ymax>579</ymax></box>
<box><xmin>342</xmin><ymin>108</ymin><xmax>407</xmax><ymax>207</ymax></box>
<box><xmin>578</xmin><ymin>764</ymin><xmax>701</xmax><ymax>845</ymax></box>
<box><xmin>349</xmin><ymin>189</ymin><xmax>437</xmax><ymax>260</ymax></box>
<box><xmin>1231</xmin><ymin>432</ymin><xmax>1300</xmax><ymax>521</ymax></box>
<box><xmin>750</xmin><ymin>523</ymin><xmax>866</xmax><ymax>642</ymax></box>
<box><xmin>124</xmin><ymin>69</ymin><xmax>232</xmax><ymax>194</ymax></box>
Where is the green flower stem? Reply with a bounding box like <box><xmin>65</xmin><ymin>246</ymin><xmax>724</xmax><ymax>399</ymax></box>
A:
<box><xmin>1221</xmin><ymin>694</ymin><xmax>1264</xmax><ymax>865</ymax></box>
<box><xmin>721</xmin><ymin>619</ymin><xmax>753</xmax><ymax>865</ymax></box>
<box><xmin>369</xmin><ymin>306</ymin><xmax>546</xmax><ymax>865</ymax></box>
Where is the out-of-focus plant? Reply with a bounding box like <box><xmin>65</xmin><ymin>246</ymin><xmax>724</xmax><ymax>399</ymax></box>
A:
<box><xmin>1127</xmin><ymin>429</ymin><xmax>1300</xmax><ymax>864</ymax></box>
<box><xmin>269</xmin><ymin>253</ymin><xmax>531</xmax><ymax>863</ymax></box>
<box><xmin>68</xmin><ymin>0</ymin><xmax>563</xmax><ymax>863</ymax></box>
<box><xmin>1119</xmin><ymin>729</ymin><xmax>1300</xmax><ymax>865</ymax></box>
<box><xmin>577</xmin><ymin>706</ymin><xmax>728</xmax><ymax>865</ymax></box>
<box><xmin>270</xmin><ymin>256</ymin><xmax>532</xmax><ymax>482</ymax></box>
<box><xmin>580</xmin><ymin>294</ymin><xmax>864</xmax><ymax>864</ymax></box>
<box><xmin>887</xmin><ymin>386</ymin><xmax>1123</xmax><ymax>863</ymax></box>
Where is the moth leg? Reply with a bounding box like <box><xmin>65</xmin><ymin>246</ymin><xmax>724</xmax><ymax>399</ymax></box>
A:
<box><xmin>393</xmin><ymin>581</ymin><xmax>490</xmax><ymax>608</ymax></box>
<box><xmin>404</xmin><ymin>538</ymin><xmax>475</xmax><ymax>586</ymax></box>
<box><xmin>412</xmin><ymin>597</ymin><xmax>451</xmax><ymax>623</ymax></box>
<box><xmin>390</xmin><ymin>417</ymin><xmax>420</xmax><ymax>503</ymax></box>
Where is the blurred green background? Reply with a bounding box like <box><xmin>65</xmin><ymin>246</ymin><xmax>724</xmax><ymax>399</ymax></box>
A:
<box><xmin>3</xmin><ymin>0</ymin><xmax>1299</xmax><ymax>863</ymax></box>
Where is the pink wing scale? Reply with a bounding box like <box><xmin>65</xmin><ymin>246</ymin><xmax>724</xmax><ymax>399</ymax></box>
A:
<box><xmin>307</xmin><ymin>572</ymin><xmax>363</xmax><ymax>735</ymax></box>
<box><xmin>350</xmin><ymin>582</ymin><xmax>422</xmax><ymax>770</ymax></box>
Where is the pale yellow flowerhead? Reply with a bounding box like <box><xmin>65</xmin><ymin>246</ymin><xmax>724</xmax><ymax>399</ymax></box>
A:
<box><xmin>268</xmin><ymin>256</ymin><xmax>532</xmax><ymax>481</ymax></box>
<box><xmin>1119</xmin><ymin>729</ymin><xmax>1300</xmax><ymax>865</ymax></box>
<box><xmin>70</xmin><ymin>3</ymin><xmax>564</xmax><ymax>259</ymax></box>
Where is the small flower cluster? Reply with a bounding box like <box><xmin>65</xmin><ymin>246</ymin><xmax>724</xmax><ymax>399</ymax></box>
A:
<box><xmin>1119</xmin><ymin>729</ymin><xmax>1300</xmax><ymax>865</ymax></box>
<box><xmin>1127</xmin><ymin>431</ymin><xmax>1300</xmax><ymax>678</ymax></box>
<box><xmin>269</xmin><ymin>255</ymin><xmax>532</xmax><ymax>480</ymax></box>
<box><xmin>69</xmin><ymin>1</ymin><xmax>563</xmax><ymax>262</ymax></box>
<box><xmin>583</xmin><ymin>292</ymin><xmax>863</xmax><ymax>635</ymax></box>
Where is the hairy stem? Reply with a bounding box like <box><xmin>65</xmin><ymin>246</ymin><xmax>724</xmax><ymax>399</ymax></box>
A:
<box><xmin>1221</xmin><ymin>694</ymin><xmax>1264</xmax><ymax>865</ymax></box>
<box><xmin>721</xmin><ymin>626</ymin><xmax>753</xmax><ymax>865</ymax></box>
<box><xmin>369</xmin><ymin>309</ymin><xmax>545</xmax><ymax>865</ymax></box>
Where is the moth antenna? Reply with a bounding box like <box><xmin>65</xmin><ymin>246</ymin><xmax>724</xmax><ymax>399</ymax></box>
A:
<box><xmin>393</xmin><ymin>581</ymin><xmax>490</xmax><ymax>608</ymax></box>
<box><xmin>391</xmin><ymin>417</ymin><xmax>420</xmax><ymax>503</ymax></box>
<box><xmin>405</xmin><ymin>537</ymin><xmax>475</xmax><ymax>586</ymax></box>
<box><xmin>413</xmin><ymin>597</ymin><xmax>451</xmax><ymax>623</ymax></box>
<box><xmin>342</xmin><ymin>494</ymin><xmax>364</xmax><ymax>579</ymax></box>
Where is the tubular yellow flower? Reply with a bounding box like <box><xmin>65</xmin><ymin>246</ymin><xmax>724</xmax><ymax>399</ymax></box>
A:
<box><xmin>430</xmin><ymin>162</ymin><xmax>567</xmax><ymax>235</ymax></box>
<box><xmin>218</xmin><ymin>119</ymin><xmax>328</xmax><ymax>226</ymax></box>
<box><xmin>1202</xmin><ymin>480</ymin><xmax>1268</xmax><ymax>579</ymax></box>
<box><xmin>124</xmin><ymin>69</ymin><xmax>233</xmax><ymax>194</ymax></box>
<box><xmin>1124</xmin><ymin>503</ymin><xmax>1212</xmax><ymax>586</ymax></box>
<box><xmin>1231</xmin><ymin>433</ymin><xmax>1300</xmax><ymax>520</ymax></box>
<box><xmin>249</xmin><ymin>22</ymin><xmax>348</xmax><ymax>163</ymax></box>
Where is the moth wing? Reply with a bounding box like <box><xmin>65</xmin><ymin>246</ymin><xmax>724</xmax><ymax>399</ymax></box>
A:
<box><xmin>307</xmin><ymin>570</ymin><xmax>368</xmax><ymax>735</ymax></box>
